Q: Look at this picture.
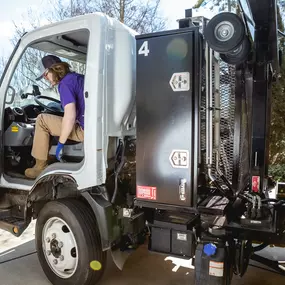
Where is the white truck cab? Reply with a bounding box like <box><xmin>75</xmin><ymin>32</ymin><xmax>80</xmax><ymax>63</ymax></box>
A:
<box><xmin>0</xmin><ymin>12</ymin><xmax>136</xmax><ymax>190</ymax></box>
<box><xmin>0</xmin><ymin>13</ymin><xmax>138</xmax><ymax>285</ymax></box>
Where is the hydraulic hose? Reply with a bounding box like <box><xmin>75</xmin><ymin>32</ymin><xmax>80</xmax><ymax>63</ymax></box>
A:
<box><xmin>111</xmin><ymin>140</ymin><xmax>126</xmax><ymax>204</ymax></box>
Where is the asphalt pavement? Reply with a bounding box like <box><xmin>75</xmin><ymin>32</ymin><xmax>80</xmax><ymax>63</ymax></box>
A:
<box><xmin>0</xmin><ymin>223</ymin><xmax>284</xmax><ymax>285</ymax></box>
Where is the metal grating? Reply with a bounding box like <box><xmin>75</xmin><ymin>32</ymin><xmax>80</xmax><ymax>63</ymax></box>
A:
<box><xmin>215</xmin><ymin>61</ymin><xmax>236</xmax><ymax>183</ymax></box>
<box><xmin>200</xmin><ymin>54</ymin><xmax>237</xmax><ymax>186</ymax></box>
<box><xmin>200</xmin><ymin>66</ymin><xmax>207</xmax><ymax>173</ymax></box>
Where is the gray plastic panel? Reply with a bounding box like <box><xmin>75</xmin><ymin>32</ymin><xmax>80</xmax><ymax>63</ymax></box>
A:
<box><xmin>4</xmin><ymin>122</ymin><xmax>34</xmax><ymax>147</ymax></box>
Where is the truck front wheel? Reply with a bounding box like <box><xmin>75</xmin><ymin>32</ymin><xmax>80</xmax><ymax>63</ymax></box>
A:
<box><xmin>35</xmin><ymin>199</ymin><xmax>106</xmax><ymax>285</ymax></box>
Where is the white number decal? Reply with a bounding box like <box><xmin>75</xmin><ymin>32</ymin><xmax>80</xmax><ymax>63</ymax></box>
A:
<box><xmin>138</xmin><ymin>41</ymin><xmax>150</xmax><ymax>56</ymax></box>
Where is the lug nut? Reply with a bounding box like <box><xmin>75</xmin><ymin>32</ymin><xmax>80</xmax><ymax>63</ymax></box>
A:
<box><xmin>52</xmin><ymin>233</ymin><xmax>56</xmax><ymax>239</ymax></box>
<box><xmin>58</xmin><ymin>242</ymin><xmax>63</xmax><ymax>248</ymax></box>
<box><xmin>53</xmin><ymin>259</ymin><xmax>58</xmax><ymax>265</ymax></box>
<box><xmin>47</xmin><ymin>250</ymin><xmax>51</xmax><ymax>256</ymax></box>
<box><xmin>59</xmin><ymin>255</ymin><xmax>64</xmax><ymax>261</ymax></box>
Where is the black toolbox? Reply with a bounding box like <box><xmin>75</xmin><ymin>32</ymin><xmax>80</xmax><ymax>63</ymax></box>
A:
<box><xmin>148</xmin><ymin>211</ymin><xmax>198</xmax><ymax>258</ymax></box>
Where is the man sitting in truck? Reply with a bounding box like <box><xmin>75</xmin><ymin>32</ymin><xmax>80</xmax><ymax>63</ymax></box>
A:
<box><xmin>24</xmin><ymin>54</ymin><xmax>85</xmax><ymax>179</ymax></box>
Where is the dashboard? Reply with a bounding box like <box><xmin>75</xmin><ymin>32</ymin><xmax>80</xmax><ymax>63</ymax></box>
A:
<box><xmin>4</xmin><ymin>104</ymin><xmax>44</xmax><ymax>132</ymax></box>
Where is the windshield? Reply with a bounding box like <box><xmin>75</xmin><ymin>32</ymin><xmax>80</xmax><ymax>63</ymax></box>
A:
<box><xmin>6</xmin><ymin>46</ymin><xmax>85</xmax><ymax>108</ymax></box>
<box><xmin>0</xmin><ymin>36</ymin><xmax>23</xmax><ymax>87</ymax></box>
<box><xmin>13</xmin><ymin>85</ymin><xmax>60</xmax><ymax>108</ymax></box>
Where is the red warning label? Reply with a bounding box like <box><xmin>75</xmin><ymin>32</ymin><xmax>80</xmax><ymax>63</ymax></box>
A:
<box><xmin>136</xmin><ymin>186</ymin><xmax>157</xmax><ymax>200</ymax></box>
<box><xmin>252</xmin><ymin>176</ymin><xmax>260</xmax><ymax>193</ymax></box>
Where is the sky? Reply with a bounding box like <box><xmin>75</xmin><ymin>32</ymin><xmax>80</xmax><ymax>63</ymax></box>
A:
<box><xmin>0</xmin><ymin>0</ymin><xmax>47</xmax><ymax>56</ymax></box>
<box><xmin>0</xmin><ymin>0</ymin><xmax>214</xmax><ymax>58</ymax></box>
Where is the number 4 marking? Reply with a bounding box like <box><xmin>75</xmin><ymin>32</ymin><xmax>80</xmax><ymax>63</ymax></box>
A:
<box><xmin>138</xmin><ymin>41</ymin><xmax>150</xmax><ymax>57</ymax></box>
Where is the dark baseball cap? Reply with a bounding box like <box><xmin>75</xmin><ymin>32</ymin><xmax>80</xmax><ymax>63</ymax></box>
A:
<box><xmin>36</xmin><ymin>55</ymin><xmax>62</xmax><ymax>81</ymax></box>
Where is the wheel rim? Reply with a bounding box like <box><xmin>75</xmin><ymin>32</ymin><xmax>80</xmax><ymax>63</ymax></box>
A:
<box><xmin>42</xmin><ymin>217</ymin><xmax>78</xmax><ymax>279</ymax></box>
<box><xmin>214</xmin><ymin>21</ymin><xmax>235</xmax><ymax>42</ymax></box>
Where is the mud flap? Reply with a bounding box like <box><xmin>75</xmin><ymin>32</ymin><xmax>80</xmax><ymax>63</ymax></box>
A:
<box><xmin>81</xmin><ymin>191</ymin><xmax>113</xmax><ymax>251</ymax></box>
<box><xmin>110</xmin><ymin>248</ymin><xmax>132</xmax><ymax>270</ymax></box>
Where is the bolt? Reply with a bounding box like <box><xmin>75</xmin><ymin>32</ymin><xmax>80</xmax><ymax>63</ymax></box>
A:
<box><xmin>59</xmin><ymin>255</ymin><xmax>64</xmax><ymax>261</ymax></box>
<box><xmin>47</xmin><ymin>250</ymin><xmax>51</xmax><ymax>256</ymax></box>
<box><xmin>52</xmin><ymin>233</ymin><xmax>56</xmax><ymax>239</ymax></box>
<box><xmin>53</xmin><ymin>259</ymin><xmax>58</xmax><ymax>265</ymax></box>
<box><xmin>58</xmin><ymin>242</ymin><xmax>63</xmax><ymax>248</ymax></box>
<box><xmin>46</xmin><ymin>238</ymin><xmax>50</xmax><ymax>243</ymax></box>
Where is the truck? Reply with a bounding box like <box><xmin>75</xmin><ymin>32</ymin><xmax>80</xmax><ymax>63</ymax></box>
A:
<box><xmin>0</xmin><ymin>0</ymin><xmax>284</xmax><ymax>284</ymax></box>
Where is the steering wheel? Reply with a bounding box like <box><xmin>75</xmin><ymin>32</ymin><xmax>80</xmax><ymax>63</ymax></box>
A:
<box><xmin>34</xmin><ymin>95</ymin><xmax>64</xmax><ymax>115</ymax></box>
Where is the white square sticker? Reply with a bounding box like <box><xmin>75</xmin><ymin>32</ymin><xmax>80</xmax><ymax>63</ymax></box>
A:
<box><xmin>209</xmin><ymin>261</ymin><xmax>224</xmax><ymax>277</ymax></box>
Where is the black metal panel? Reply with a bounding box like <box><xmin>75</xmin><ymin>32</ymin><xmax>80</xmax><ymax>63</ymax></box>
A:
<box><xmin>247</xmin><ymin>0</ymin><xmax>273</xmax><ymax>25</ymax></box>
<box><xmin>246</xmin><ymin>0</ymin><xmax>279</xmax><ymax>67</ymax></box>
<box><xmin>192</xmin><ymin>27</ymin><xmax>202</xmax><ymax>207</ymax></box>
<box><xmin>249</xmin><ymin>29</ymin><xmax>272</xmax><ymax>192</ymax></box>
<box><xmin>232</xmin><ymin>67</ymin><xmax>242</xmax><ymax>191</ymax></box>
<box><xmin>233</xmin><ymin>66</ymin><xmax>252</xmax><ymax>193</ymax></box>
<box><xmin>136</xmin><ymin>28</ymin><xmax>201</xmax><ymax>208</ymax></box>
<box><xmin>238</xmin><ymin>0</ymin><xmax>278</xmax><ymax>192</ymax></box>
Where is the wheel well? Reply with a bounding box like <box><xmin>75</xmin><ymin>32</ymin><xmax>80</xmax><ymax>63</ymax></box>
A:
<box><xmin>26</xmin><ymin>175</ymin><xmax>82</xmax><ymax>219</ymax></box>
<box><xmin>26</xmin><ymin>176</ymin><xmax>113</xmax><ymax>251</ymax></box>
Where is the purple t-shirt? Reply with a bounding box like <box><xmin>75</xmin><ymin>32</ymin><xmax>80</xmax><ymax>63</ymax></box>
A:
<box><xmin>58</xmin><ymin>72</ymin><xmax>85</xmax><ymax>129</ymax></box>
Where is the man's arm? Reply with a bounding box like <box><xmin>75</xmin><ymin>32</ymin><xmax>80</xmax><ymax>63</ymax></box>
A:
<box><xmin>59</xmin><ymin>103</ymin><xmax>76</xmax><ymax>144</ymax></box>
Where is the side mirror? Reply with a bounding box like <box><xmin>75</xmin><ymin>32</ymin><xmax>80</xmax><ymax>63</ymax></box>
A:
<box><xmin>5</xmin><ymin>86</ymin><xmax>16</xmax><ymax>105</ymax></box>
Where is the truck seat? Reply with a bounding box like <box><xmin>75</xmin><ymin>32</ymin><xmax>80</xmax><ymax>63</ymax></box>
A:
<box><xmin>49</xmin><ymin>137</ymin><xmax>84</xmax><ymax>162</ymax></box>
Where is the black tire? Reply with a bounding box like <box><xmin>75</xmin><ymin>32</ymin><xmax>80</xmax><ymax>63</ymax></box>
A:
<box><xmin>220</xmin><ymin>37</ymin><xmax>251</xmax><ymax>65</ymax></box>
<box><xmin>204</xmin><ymin>12</ymin><xmax>246</xmax><ymax>53</ymax></box>
<box><xmin>35</xmin><ymin>199</ymin><xmax>107</xmax><ymax>285</ymax></box>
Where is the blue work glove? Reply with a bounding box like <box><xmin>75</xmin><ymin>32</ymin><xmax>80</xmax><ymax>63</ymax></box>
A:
<box><xmin>56</xmin><ymin>142</ymin><xmax>64</xmax><ymax>161</ymax></box>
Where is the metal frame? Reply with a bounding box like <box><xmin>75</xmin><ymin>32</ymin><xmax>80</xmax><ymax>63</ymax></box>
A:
<box><xmin>183</xmin><ymin>2</ymin><xmax>285</xmax><ymax>278</ymax></box>
<box><xmin>205</xmin><ymin>43</ymin><xmax>214</xmax><ymax>183</ymax></box>
<box><xmin>245</xmin><ymin>0</ymin><xmax>279</xmax><ymax>192</ymax></box>
<box><xmin>251</xmin><ymin>254</ymin><xmax>285</xmax><ymax>276</ymax></box>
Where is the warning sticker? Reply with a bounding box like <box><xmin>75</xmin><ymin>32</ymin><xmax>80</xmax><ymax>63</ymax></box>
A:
<box><xmin>11</xmin><ymin>126</ymin><xmax>19</xmax><ymax>132</ymax></box>
<box><xmin>136</xmin><ymin>186</ymin><xmax>157</xmax><ymax>200</ymax></box>
<box><xmin>177</xmin><ymin>233</ymin><xmax>187</xmax><ymax>241</ymax></box>
<box><xmin>169</xmin><ymin>150</ymin><xmax>189</xmax><ymax>168</ymax></box>
<box><xmin>169</xmin><ymin>72</ymin><xmax>190</xmax><ymax>92</ymax></box>
<box><xmin>252</xmin><ymin>176</ymin><xmax>260</xmax><ymax>192</ymax></box>
<box><xmin>209</xmin><ymin>261</ymin><xmax>224</xmax><ymax>277</ymax></box>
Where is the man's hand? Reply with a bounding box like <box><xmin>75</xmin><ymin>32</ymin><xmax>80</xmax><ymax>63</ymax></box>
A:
<box><xmin>56</xmin><ymin>142</ymin><xmax>64</xmax><ymax>161</ymax></box>
<box><xmin>59</xmin><ymin>103</ymin><xmax>76</xmax><ymax>144</ymax></box>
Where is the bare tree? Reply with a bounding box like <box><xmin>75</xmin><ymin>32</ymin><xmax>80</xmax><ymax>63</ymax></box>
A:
<box><xmin>0</xmin><ymin>0</ymin><xmax>166</xmax><ymax>106</ymax></box>
<box><xmin>44</xmin><ymin>0</ymin><xmax>166</xmax><ymax>33</ymax></box>
<box><xmin>94</xmin><ymin>0</ymin><xmax>166</xmax><ymax>33</ymax></box>
<box><xmin>194</xmin><ymin>0</ymin><xmax>237</xmax><ymax>12</ymax></box>
<box><xmin>0</xmin><ymin>56</ymin><xmax>8</xmax><ymax>77</ymax></box>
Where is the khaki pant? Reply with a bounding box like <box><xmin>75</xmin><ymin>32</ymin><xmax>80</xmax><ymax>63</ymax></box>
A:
<box><xmin>32</xmin><ymin>114</ymin><xmax>84</xmax><ymax>161</ymax></box>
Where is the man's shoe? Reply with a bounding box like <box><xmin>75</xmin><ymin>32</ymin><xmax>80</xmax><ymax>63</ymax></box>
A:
<box><xmin>25</xmin><ymin>159</ymin><xmax>48</xmax><ymax>179</ymax></box>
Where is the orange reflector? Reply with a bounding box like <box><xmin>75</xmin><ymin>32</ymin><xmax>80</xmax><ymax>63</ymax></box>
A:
<box><xmin>13</xmin><ymin>227</ymin><xmax>19</xmax><ymax>234</ymax></box>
